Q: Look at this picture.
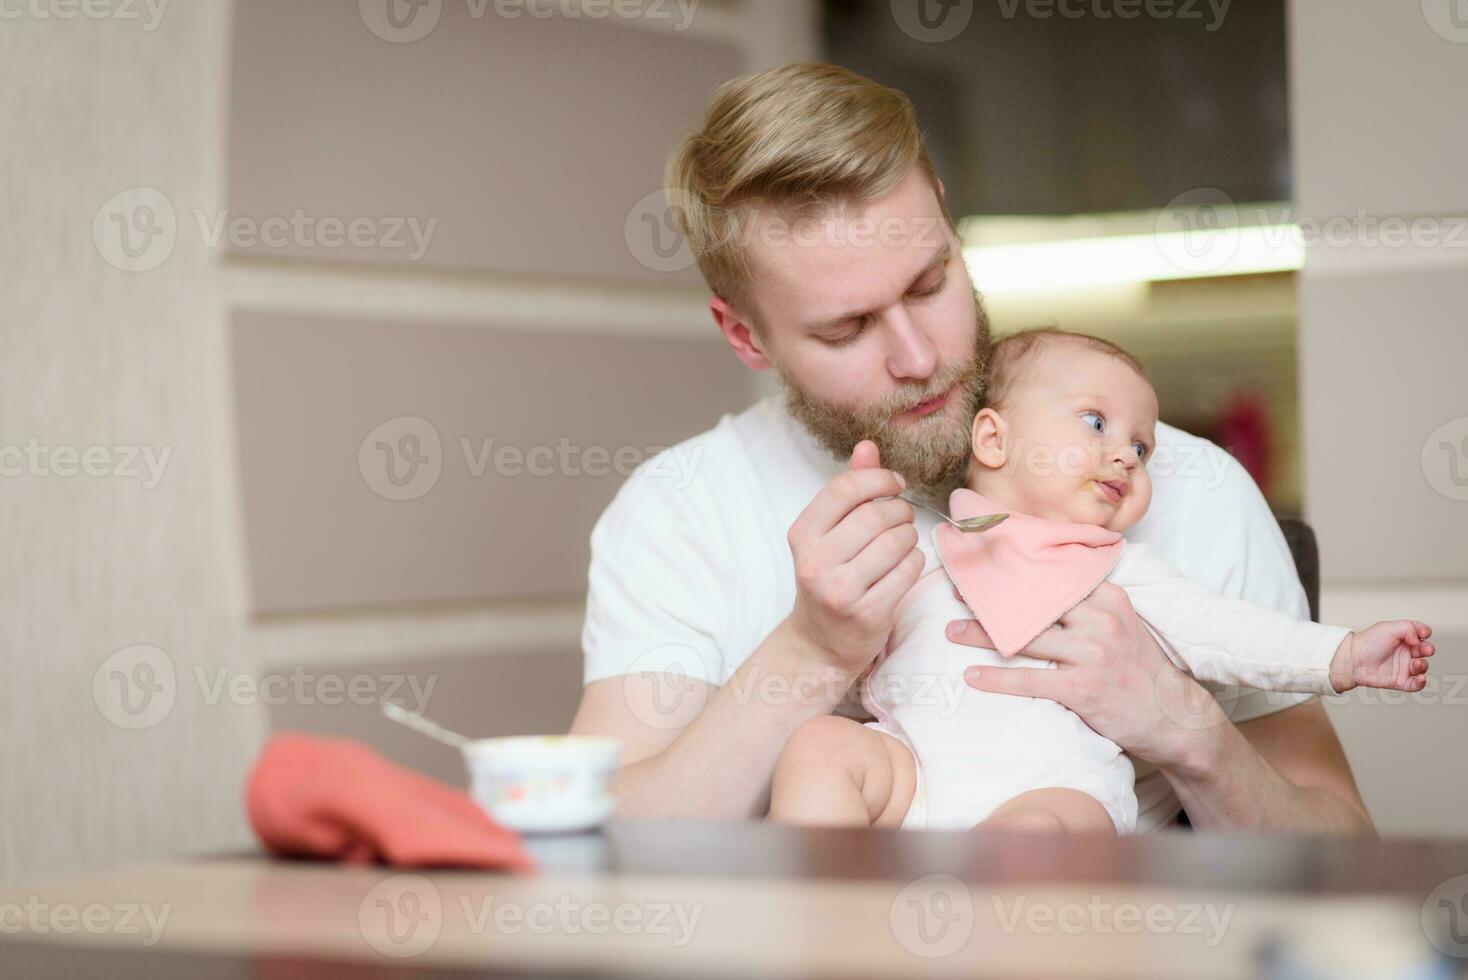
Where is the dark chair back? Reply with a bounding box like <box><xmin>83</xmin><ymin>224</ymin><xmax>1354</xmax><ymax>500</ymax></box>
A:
<box><xmin>1275</xmin><ymin>518</ymin><xmax>1321</xmax><ymax>623</ymax></box>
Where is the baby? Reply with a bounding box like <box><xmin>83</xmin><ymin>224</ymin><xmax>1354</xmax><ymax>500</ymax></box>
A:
<box><xmin>769</xmin><ymin>328</ymin><xmax>1435</xmax><ymax>834</ymax></box>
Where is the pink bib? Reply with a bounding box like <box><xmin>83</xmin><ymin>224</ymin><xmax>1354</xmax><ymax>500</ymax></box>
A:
<box><xmin>933</xmin><ymin>488</ymin><xmax>1125</xmax><ymax>657</ymax></box>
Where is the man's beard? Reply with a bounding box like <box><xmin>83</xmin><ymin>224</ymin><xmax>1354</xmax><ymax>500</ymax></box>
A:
<box><xmin>775</xmin><ymin>299</ymin><xmax>992</xmax><ymax>501</ymax></box>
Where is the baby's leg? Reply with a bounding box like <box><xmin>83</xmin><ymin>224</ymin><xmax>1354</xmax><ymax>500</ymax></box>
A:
<box><xmin>978</xmin><ymin>787</ymin><xmax>1117</xmax><ymax>835</ymax></box>
<box><xmin>769</xmin><ymin>716</ymin><xmax>916</xmax><ymax>828</ymax></box>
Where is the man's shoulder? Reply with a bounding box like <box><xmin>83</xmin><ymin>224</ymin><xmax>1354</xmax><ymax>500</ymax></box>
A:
<box><xmin>1151</xmin><ymin>420</ymin><xmax>1238</xmax><ymax>478</ymax></box>
<box><xmin>1154</xmin><ymin>419</ymin><xmax>1209</xmax><ymax>449</ymax></box>
<box><xmin>1143</xmin><ymin>420</ymin><xmax>1256</xmax><ymax>515</ymax></box>
<box><xmin>1133</xmin><ymin>420</ymin><xmax>1264</xmax><ymax>537</ymax></box>
<box><xmin>625</xmin><ymin>395</ymin><xmax>780</xmax><ymax>487</ymax></box>
<box><xmin>1134</xmin><ymin>420</ymin><xmax>1307</xmax><ymax>615</ymax></box>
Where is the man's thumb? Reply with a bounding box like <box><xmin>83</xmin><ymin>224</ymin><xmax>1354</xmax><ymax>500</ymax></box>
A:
<box><xmin>849</xmin><ymin>439</ymin><xmax>879</xmax><ymax>470</ymax></box>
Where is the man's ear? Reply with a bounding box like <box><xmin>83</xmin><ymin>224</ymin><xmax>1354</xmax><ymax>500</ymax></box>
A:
<box><xmin>970</xmin><ymin>407</ymin><xmax>1008</xmax><ymax>469</ymax></box>
<box><xmin>710</xmin><ymin>295</ymin><xmax>771</xmax><ymax>371</ymax></box>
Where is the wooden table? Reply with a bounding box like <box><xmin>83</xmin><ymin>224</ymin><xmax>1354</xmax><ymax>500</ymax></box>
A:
<box><xmin>2</xmin><ymin>820</ymin><xmax>1466</xmax><ymax>978</ymax></box>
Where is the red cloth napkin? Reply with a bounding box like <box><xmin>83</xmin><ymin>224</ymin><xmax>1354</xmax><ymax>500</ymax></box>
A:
<box><xmin>245</xmin><ymin>733</ymin><xmax>535</xmax><ymax>872</ymax></box>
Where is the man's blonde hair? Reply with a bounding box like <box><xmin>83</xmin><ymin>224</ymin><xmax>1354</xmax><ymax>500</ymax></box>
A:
<box><xmin>665</xmin><ymin>63</ymin><xmax>954</xmax><ymax>328</ymax></box>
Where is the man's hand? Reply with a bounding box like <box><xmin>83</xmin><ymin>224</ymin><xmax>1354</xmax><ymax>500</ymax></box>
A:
<box><xmin>570</xmin><ymin>439</ymin><xmax>922</xmax><ymax>822</ymax></box>
<box><xmin>785</xmin><ymin>440</ymin><xmax>924</xmax><ymax>677</ymax></box>
<box><xmin>950</xmin><ymin>581</ymin><xmax>1219</xmax><ymax>770</ymax></box>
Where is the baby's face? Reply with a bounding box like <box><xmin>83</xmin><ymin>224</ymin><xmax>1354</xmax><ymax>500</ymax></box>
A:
<box><xmin>973</xmin><ymin>345</ymin><xmax>1158</xmax><ymax>532</ymax></box>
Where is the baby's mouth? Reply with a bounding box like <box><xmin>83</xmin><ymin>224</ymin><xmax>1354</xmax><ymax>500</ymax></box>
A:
<box><xmin>1093</xmin><ymin>479</ymin><xmax>1127</xmax><ymax>503</ymax></box>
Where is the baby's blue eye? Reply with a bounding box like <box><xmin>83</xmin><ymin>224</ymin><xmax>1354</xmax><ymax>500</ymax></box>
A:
<box><xmin>1133</xmin><ymin>441</ymin><xmax>1148</xmax><ymax>461</ymax></box>
<box><xmin>1080</xmin><ymin>411</ymin><xmax>1104</xmax><ymax>433</ymax></box>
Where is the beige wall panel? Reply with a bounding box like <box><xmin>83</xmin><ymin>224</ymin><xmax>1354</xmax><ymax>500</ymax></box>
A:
<box><xmin>228</xmin><ymin>0</ymin><xmax>743</xmax><ymax>279</ymax></box>
<box><xmin>232</xmin><ymin>310</ymin><xmax>751</xmax><ymax>613</ymax></box>
<box><xmin>265</xmin><ymin>645</ymin><xmax>584</xmax><ymax>786</ymax></box>
<box><xmin>1324</xmin><ymin>629</ymin><xmax>1468</xmax><ymax>838</ymax></box>
<box><xmin>1297</xmin><ymin>267</ymin><xmax>1468</xmax><ymax>583</ymax></box>
<box><xmin>1288</xmin><ymin>0</ymin><xmax>1468</xmax><ymax>218</ymax></box>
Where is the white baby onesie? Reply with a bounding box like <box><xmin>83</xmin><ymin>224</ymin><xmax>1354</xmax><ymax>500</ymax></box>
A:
<box><xmin>858</xmin><ymin>533</ymin><xmax>1350</xmax><ymax>833</ymax></box>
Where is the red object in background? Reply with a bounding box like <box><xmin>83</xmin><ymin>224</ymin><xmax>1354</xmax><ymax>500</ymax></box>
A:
<box><xmin>1215</xmin><ymin>390</ymin><xmax>1274</xmax><ymax>499</ymax></box>
<box><xmin>245</xmin><ymin>733</ymin><xmax>535</xmax><ymax>872</ymax></box>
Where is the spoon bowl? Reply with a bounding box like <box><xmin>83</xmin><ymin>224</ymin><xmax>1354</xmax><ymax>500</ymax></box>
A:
<box><xmin>900</xmin><ymin>493</ymin><xmax>1009</xmax><ymax>533</ymax></box>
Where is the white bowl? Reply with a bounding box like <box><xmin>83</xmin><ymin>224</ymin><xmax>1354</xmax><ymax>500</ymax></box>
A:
<box><xmin>464</xmin><ymin>735</ymin><xmax>620</xmax><ymax>834</ymax></box>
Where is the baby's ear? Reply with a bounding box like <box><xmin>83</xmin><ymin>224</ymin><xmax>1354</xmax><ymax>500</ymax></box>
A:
<box><xmin>970</xmin><ymin>408</ymin><xmax>1007</xmax><ymax>468</ymax></box>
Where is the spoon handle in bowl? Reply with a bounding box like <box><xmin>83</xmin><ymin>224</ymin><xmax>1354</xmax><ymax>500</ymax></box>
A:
<box><xmin>381</xmin><ymin>702</ymin><xmax>471</xmax><ymax>751</ymax></box>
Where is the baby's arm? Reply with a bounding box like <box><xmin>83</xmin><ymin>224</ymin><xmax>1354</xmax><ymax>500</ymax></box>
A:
<box><xmin>1114</xmin><ymin>542</ymin><xmax>1433</xmax><ymax>695</ymax></box>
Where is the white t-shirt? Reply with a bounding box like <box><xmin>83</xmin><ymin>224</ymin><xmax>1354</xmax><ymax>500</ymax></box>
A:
<box><xmin>580</xmin><ymin>394</ymin><xmax>1315</xmax><ymax>833</ymax></box>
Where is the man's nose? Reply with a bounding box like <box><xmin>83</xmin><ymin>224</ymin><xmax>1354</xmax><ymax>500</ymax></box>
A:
<box><xmin>882</xmin><ymin>307</ymin><xmax>938</xmax><ymax>380</ymax></box>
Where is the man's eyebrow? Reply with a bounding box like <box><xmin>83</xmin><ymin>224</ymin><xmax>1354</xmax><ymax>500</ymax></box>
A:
<box><xmin>800</xmin><ymin>241</ymin><xmax>952</xmax><ymax>334</ymax></box>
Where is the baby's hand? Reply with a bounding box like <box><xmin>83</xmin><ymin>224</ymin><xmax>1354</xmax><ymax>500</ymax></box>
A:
<box><xmin>1329</xmin><ymin>620</ymin><xmax>1435</xmax><ymax>693</ymax></box>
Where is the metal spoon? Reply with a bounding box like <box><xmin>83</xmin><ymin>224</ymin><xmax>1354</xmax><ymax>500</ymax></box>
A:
<box><xmin>900</xmin><ymin>493</ymin><xmax>1009</xmax><ymax>533</ymax></box>
<box><xmin>381</xmin><ymin>702</ymin><xmax>471</xmax><ymax>751</ymax></box>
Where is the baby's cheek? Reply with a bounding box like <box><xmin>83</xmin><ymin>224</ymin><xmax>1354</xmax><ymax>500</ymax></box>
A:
<box><xmin>1130</xmin><ymin>478</ymin><xmax>1153</xmax><ymax>521</ymax></box>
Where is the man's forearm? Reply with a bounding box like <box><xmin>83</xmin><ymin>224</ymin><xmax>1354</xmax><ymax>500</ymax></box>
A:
<box><xmin>609</xmin><ymin>618</ymin><xmax>859</xmax><ymax>821</ymax></box>
<box><xmin>1155</xmin><ymin>708</ymin><xmax>1375</xmax><ymax>834</ymax></box>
